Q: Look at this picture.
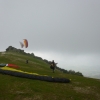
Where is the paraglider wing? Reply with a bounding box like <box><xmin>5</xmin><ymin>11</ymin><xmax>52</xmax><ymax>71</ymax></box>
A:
<box><xmin>20</xmin><ymin>42</ymin><xmax>24</xmax><ymax>48</ymax></box>
<box><xmin>23</xmin><ymin>39</ymin><xmax>28</xmax><ymax>48</ymax></box>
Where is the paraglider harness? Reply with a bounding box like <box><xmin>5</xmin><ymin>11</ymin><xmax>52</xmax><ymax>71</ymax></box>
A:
<box><xmin>50</xmin><ymin>64</ymin><xmax>55</xmax><ymax>70</ymax></box>
<box><xmin>50</xmin><ymin>61</ymin><xmax>57</xmax><ymax>72</ymax></box>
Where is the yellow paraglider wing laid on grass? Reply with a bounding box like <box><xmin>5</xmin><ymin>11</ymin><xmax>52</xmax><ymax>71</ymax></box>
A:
<box><xmin>1</xmin><ymin>67</ymin><xmax>39</xmax><ymax>75</ymax></box>
<box><xmin>0</xmin><ymin>67</ymin><xmax>70</xmax><ymax>83</ymax></box>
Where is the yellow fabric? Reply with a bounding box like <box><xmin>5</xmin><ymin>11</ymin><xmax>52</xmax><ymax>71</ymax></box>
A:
<box><xmin>1</xmin><ymin>66</ymin><xmax>48</xmax><ymax>76</ymax></box>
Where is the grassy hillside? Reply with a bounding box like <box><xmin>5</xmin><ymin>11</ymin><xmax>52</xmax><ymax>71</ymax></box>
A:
<box><xmin>0</xmin><ymin>52</ymin><xmax>100</xmax><ymax>100</ymax></box>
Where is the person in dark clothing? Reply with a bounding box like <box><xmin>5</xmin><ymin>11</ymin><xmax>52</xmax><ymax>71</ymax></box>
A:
<box><xmin>50</xmin><ymin>60</ymin><xmax>57</xmax><ymax>73</ymax></box>
<box><xmin>26</xmin><ymin>59</ymin><xmax>28</xmax><ymax>64</ymax></box>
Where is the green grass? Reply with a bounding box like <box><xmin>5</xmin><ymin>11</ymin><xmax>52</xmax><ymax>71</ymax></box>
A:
<box><xmin>0</xmin><ymin>52</ymin><xmax>100</xmax><ymax>100</ymax></box>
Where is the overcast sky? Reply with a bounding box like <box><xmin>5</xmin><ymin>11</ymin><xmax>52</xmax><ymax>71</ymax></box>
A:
<box><xmin>0</xmin><ymin>0</ymin><xmax>100</xmax><ymax>78</ymax></box>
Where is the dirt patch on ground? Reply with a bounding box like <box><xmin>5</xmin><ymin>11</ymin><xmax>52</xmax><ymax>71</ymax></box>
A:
<box><xmin>73</xmin><ymin>86</ymin><xmax>93</xmax><ymax>94</ymax></box>
<box><xmin>73</xmin><ymin>86</ymin><xmax>100</xmax><ymax>99</ymax></box>
<box><xmin>73</xmin><ymin>82</ymin><xmax>80</xmax><ymax>85</ymax></box>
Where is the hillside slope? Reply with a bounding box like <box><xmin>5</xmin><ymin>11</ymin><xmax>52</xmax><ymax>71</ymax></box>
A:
<box><xmin>0</xmin><ymin>52</ymin><xmax>100</xmax><ymax>100</ymax></box>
